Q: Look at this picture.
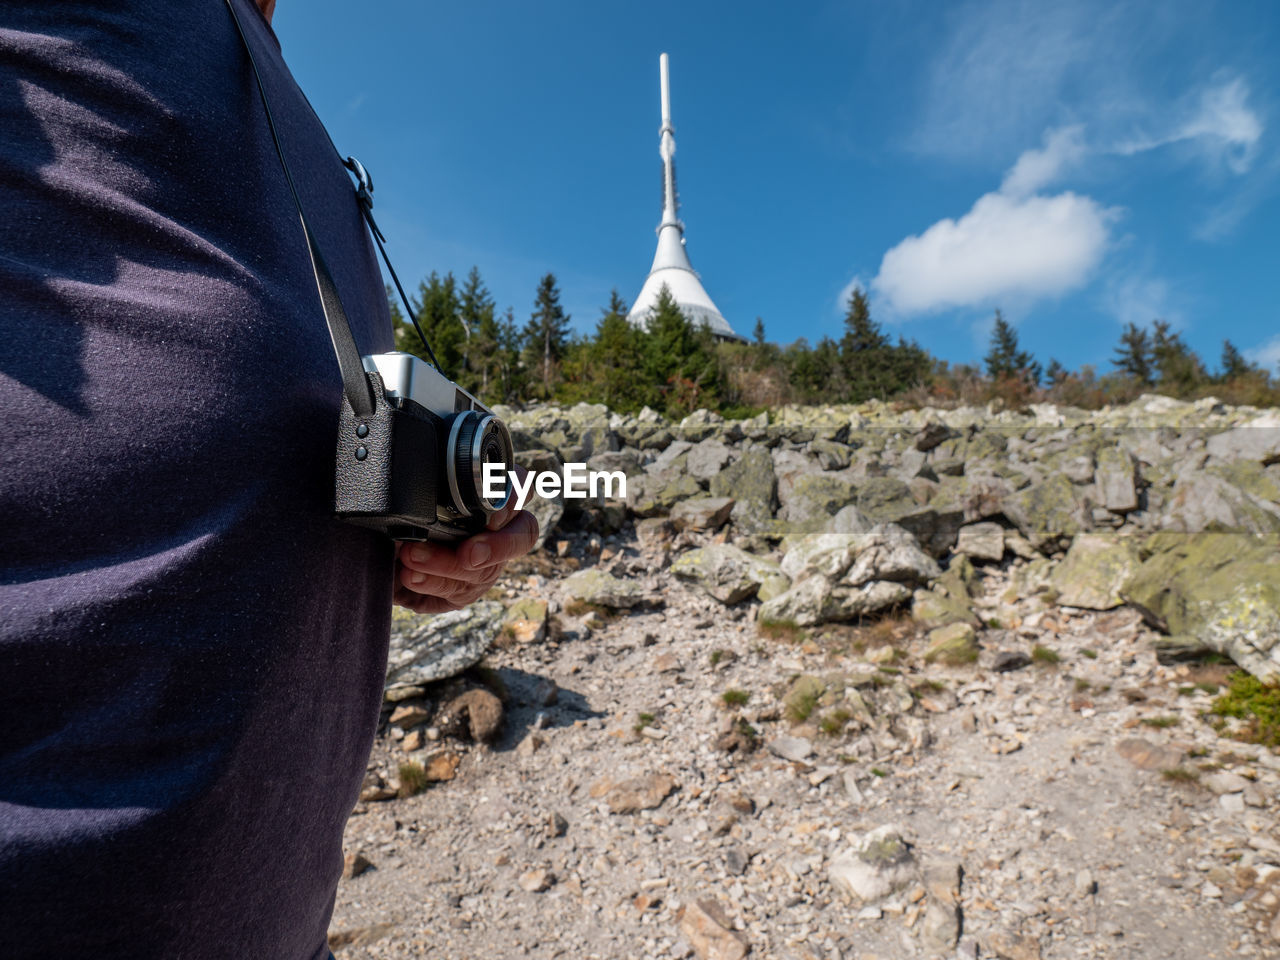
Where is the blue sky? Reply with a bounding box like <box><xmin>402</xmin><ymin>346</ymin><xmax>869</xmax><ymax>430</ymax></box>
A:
<box><xmin>273</xmin><ymin>0</ymin><xmax>1280</xmax><ymax>376</ymax></box>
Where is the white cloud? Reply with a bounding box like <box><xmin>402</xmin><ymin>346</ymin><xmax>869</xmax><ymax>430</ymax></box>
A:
<box><xmin>1101</xmin><ymin>274</ymin><xmax>1182</xmax><ymax>330</ymax></box>
<box><xmin>1114</xmin><ymin>75</ymin><xmax>1262</xmax><ymax>174</ymax></box>
<box><xmin>1247</xmin><ymin>334</ymin><xmax>1280</xmax><ymax>374</ymax></box>
<box><xmin>1001</xmin><ymin>125</ymin><xmax>1087</xmax><ymax>197</ymax></box>
<box><xmin>871</xmin><ymin>133</ymin><xmax>1117</xmax><ymax>316</ymax></box>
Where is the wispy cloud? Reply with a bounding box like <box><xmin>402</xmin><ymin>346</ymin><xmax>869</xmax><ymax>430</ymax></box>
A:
<box><xmin>1114</xmin><ymin>75</ymin><xmax>1262</xmax><ymax>174</ymax></box>
<box><xmin>909</xmin><ymin>0</ymin><xmax>1102</xmax><ymax>161</ymax></box>
<box><xmin>1247</xmin><ymin>334</ymin><xmax>1280</xmax><ymax>374</ymax></box>
<box><xmin>871</xmin><ymin>131</ymin><xmax>1117</xmax><ymax>315</ymax></box>
<box><xmin>1101</xmin><ymin>273</ymin><xmax>1183</xmax><ymax>330</ymax></box>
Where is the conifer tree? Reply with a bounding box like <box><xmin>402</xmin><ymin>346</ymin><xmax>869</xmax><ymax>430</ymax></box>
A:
<box><xmin>753</xmin><ymin>317</ymin><xmax>766</xmax><ymax>346</ymax></box>
<box><xmin>1150</xmin><ymin>320</ymin><xmax>1204</xmax><ymax>394</ymax></box>
<box><xmin>1219</xmin><ymin>339</ymin><xmax>1253</xmax><ymax>382</ymax></box>
<box><xmin>984</xmin><ymin>310</ymin><xmax>1040</xmax><ymax>384</ymax></box>
<box><xmin>588</xmin><ymin>290</ymin><xmax>650</xmax><ymax>410</ymax></box>
<box><xmin>522</xmin><ymin>273</ymin><xmax>571</xmax><ymax>397</ymax></box>
<box><xmin>643</xmin><ymin>284</ymin><xmax>718</xmax><ymax>414</ymax></box>
<box><xmin>415</xmin><ymin>271</ymin><xmax>466</xmax><ymax>374</ymax></box>
<box><xmin>1112</xmin><ymin>322</ymin><xmax>1153</xmax><ymax>385</ymax></box>
<box><xmin>457</xmin><ymin>266</ymin><xmax>495</xmax><ymax>390</ymax></box>
<box><xmin>1045</xmin><ymin>358</ymin><xmax>1069</xmax><ymax>387</ymax></box>
<box><xmin>839</xmin><ymin>286</ymin><xmax>893</xmax><ymax>400</ymax></box>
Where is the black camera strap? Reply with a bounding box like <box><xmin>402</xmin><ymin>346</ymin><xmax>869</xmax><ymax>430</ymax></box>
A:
<box><xmin>223</xmin><ymin>0</ymin><xmax>435</xmax><ymax>418</ymax></box>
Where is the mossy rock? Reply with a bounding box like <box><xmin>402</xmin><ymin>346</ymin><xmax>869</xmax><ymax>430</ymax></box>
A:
<box><xmin>1123</xmin><ymin>532</ymin><xmax>1280</xmax><ymax>681</ymax></box>
<box><xmin>924</xmin><ymin>622</ymin><xmax>980</xmax><ymax>665</ymax></box>
<box><xmin>1050</xmin><ymin>534</ymin><xmax>1141</xmax><ymax>610</ymax></box>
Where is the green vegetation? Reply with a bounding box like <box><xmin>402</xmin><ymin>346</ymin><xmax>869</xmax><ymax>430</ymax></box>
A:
<box><xmin>1080</xmin><ymin>649</ymin><xmax>1098</xmax><ymax>660</ymax></box>
<box><xmin>634</xmin><ymin>711</ymin><xmax>656</xmax><ymax>733</ymax></box>
<box><xmin>709</xmin><ymin>649</ymin><xmax>727</xmax><ymax>667</ymax></box>
<box><xmin>1031</xmin><ymin>644</ymin><xmax>1062</xmax><ymax>665</ymax></box>
<box><xmin>721</xmin><ymin>688</ymin><xmax>750</xmax><ymax>708</ymax></box>
<box><xmin>1141</xmin><ymin>715</ymin><xmax>1180</xmax><ymax>729</ymax></box>
<box><xmin>758</xmin><ymin>620</ymin><xmax>807</xmax><ymax>643</ymax></box>
<box><xmin>786</xmin><ymin>688</ymin><xmax>819</xmax><ymax>724</ymax></box>
<box><xmin>1161</xmin><ymin>768</ymin><xmax>1200</xmax><ymax>784</ymax></box>
<box><xmin>870</xmin><ymin>767</ymin><xmax>888</xmax><ymax>778</ymax></box>
<box><xmin>388</xmin><ymin>268</ymin><xmax>1280</xmax><ymax>415</ymax></box>
<box><xmin>1211</xmin><ymin>672</ymin><xmax>1280</xmax><ymax>749</ymax></box>
<box><xmin>398</xmin><ymin>762</ymin><xmax>429</xmax><ymax>799</ymax></box>
<box><xmin>1074</xmin><ymin>678</ymin><xmax>1092</xmax><ymax>693</ymax></box>
<box><xmin>820</xmin><ymin>708</ymin><xmax>853</xmax><ymax>737</ymax></box>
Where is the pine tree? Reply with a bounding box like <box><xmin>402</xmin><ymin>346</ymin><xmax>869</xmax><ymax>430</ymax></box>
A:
<box><xmin>522</xmin><ymin>273</ymin><xmax>571</xmax><ymax>397</ymax></box>
<box><xmin>753</xmin><ymin>317</ymin><xmax>766</xmax><ymax>346</ymax></box>
<box><xmin>588</xmin><ymin>290</ymin><xmax>650</xmax><ymax>410</ymax></box>
<box><xmin>414</xmin><ymin>271</ymin><xmax>466</xmax><ymax>374</ymax></box>
<box><xmin>457</xmin><ymin>266</ymin><xmax>495</xmax><ymax>391</ymax></box>
<box><xmin>984</xmin><ymin>310</ymin><xmax>1040</xmax><ymax>384</ymax></box>
<box><xmin>497</xmin><ymin>306</ymin><xmax>524</xmax><ymax>402</ymax></box>
<box><xmin>1112</xmin><ymin>322</ymin><xmax>1153</xmax><ymax>385</ymax></box>
<box><xmin>1045</xmin><ymin>358</ymin><xmax>1069</xmax><ymax>387</ymax></box>
<box><xmin>1150</xmin><ymin>320</ymin><xmax>1204</xmax><ymax>395</ymax></box>
<box><xmin>1219</xmin><ymin>339</ymin><xmax>1253</xmax><ymax>382</ymax></box>
<box><xmin>839</xmin><ymin>286</ymin><xmax>892</xmax><ymax>400</ymax></box>
<box><xmin>643</xmin><ymin>284</ymin><xmax>718</xmax><ymax>415</ymax></box>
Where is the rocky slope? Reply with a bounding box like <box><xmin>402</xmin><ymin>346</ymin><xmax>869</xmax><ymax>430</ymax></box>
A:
<box><xmin>330</xmin><ymin>395</ymin><xmax>1280</xmax><ymax>959</ymax></box>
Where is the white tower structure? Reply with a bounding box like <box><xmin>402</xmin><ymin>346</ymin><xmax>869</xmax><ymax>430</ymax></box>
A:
<box><xmin>628</xmin><ymin>53</ymin><xmax>743</xmax><ymax>341</ymax></box>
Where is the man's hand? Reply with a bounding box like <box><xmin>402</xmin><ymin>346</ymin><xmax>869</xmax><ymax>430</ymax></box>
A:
<box><xmin>393</xmin><ymin>496</ymin><xmax>540</xmax><ymax>615</ymax></box>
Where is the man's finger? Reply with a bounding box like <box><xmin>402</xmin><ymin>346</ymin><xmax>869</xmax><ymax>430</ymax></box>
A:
<box><xmin>460</xmin><ymin>510</ymin><xmax>539</xmax><ymax>570</ymax></box>
<box><xmin>485</xmin><ymin>464</ymin><xmax>530</xmax><ymax>532</ymax></box>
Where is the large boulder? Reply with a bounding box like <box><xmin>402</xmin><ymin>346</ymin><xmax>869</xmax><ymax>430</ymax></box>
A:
<box><xmin>1094</xmin><ymin>445</ymin><xmax>1139</xmax><ymax>513</ymax></box>
<box><xmin>1001</xmin><ymin>474</ymin><xmax>1088</xmax><ymax>553</ymax></box>
<box><xmin>1122</xmin><ymin>532</ymin><xmax>1280</xmax><ymax>681</ymax></box>
<box><xmin>760</xmin><ymin>524</ymin><xmax>937</xmax><ymax>626</ymax></box>
<box><xmin>1161</xmin><ymin>472</ymin><xmax>1280</xmax><ymax>534</ymax></box>
<box><xmin>563</xmin><ymin>568</ymin><xmax>655</xmax><ymax>610</ymax></box>
<box><xmin>386</xmin><ymin>601</ymin><xmax>504</xmax><ymax>693</ymax></box>
<box><xmin>671</xmin><ymin>543</ymin><xmax>784</xmax><ymax>604</ymax></box>
<box><xmin>1205</xmin><ymin>412</ymin><xmax>1280</xmax><ymax>465</ymax></box>
<box><xmin>1050</xmin><ymin>534</ymin><xmax>1141</xmax><ymax>610</ymax></box>
<box><xmin>709</xmin><ymin>444</ymin><xmax>777</xmax><ymax>532</ymax></box>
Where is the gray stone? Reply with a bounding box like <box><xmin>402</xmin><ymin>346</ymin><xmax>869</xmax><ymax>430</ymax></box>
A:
<box><xmin>671</xmin><ymin>496</ymin><xmax>736</xmax><ymax>531</ymax></box>
<box><xmin>768</xmin><ymin>736</ymin><xmax>814</xmax><ymax>762</ymax></box>
<box><xmin>1001</xmin><ymin>474</ymin><xmax>1088</xmax><ymax>553</ymax></box>
<box><xmin>563</xmin><ymin>568</ymin><xmax>655</xmax><ymax>609</ymax></box>
<box><xmin>709</xmin><ymin>444</ymin><xmax>777</xmax><ymax>532</ymax></box>
<box><xmin>1122</xmin><ymin>532</ymin><xmax>1280</xmax><ymax>680</ymax></box>
<box><xmin>1161</xmin><ymin>472</ymin><xmax>1280</xmax><ymax>534</ymax></box>
<box><xmin>386</xmin><ymin>601</ymin><xmax>504</xmax><ymax>689</ymax></box>
<box><xmin>1095</xmin><ymin>445</ymin><xmax>1139</xmax><ymax>512</ymax></box>
<box><xmin>1049</xmin><ymin>534</ymin><xmax>1141</xmax><ymax>610</ymax></box>
<box><xmin>670</xmin><ymin>543</ymin><xmax>783</xmax><ymax>604</ymax></box>
<box><xmin>686</xmin><ymin>439</ymin><xmax>734</xmax><ymax>480</ymax></box>
<box><xmin>1205</xmin><ymin>413</ymin><xmax>1280</xmax><ymax>465</ymax></box>
<box><xmin>829</xmin><ymin>825</ymin><xmax>918</xmax><ymax>903</ymax></box>
<box><xmin>955</xmin><ymin>521</ymin><xmax>1004</xmax><ymax>562</ymax></box>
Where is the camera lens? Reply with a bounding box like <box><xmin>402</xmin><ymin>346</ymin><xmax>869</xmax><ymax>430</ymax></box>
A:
<box><xmin>446</xmin><ymin>412</ymin><xmax>514</xmax><ymax>517</ymax></box>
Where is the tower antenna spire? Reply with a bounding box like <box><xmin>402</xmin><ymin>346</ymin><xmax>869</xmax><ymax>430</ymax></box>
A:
<box><xmin>659</xmin><ymin>52</ymin><xmax>678</xmax><ymax>226</ymax></box>
<box><xmin>627</xmin><ymin>53</ymin><xmax>744</xmax><ymax>341</ymax></box>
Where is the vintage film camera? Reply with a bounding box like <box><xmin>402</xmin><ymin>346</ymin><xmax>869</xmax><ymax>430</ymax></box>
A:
<box><xmin>334</xmin><ymin>352</ymin><xmax>515</xmax><ymax>542</ymax></box>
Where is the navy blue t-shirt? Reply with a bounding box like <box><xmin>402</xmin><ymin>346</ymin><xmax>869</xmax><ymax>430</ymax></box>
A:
<box><xmin>1</xmin><ymin>2</ymin><xmax>395</xmax><ymax>957</ymax></box>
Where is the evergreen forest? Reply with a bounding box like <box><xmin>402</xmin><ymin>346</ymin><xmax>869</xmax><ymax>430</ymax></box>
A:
<box><xmin>388</xmin><ymin>267</ymin><xmax>1280</xmax><ymax>417</ymax></box>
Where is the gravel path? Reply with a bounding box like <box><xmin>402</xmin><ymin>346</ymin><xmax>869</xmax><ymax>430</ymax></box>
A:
<box><xmin>328</xmin><ymin>534</ymin><xmax>1280</xmax><ymax>960</ymax></box>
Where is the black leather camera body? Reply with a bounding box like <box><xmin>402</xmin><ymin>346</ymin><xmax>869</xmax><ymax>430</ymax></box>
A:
<box><xmin>334</xmin><ymin>353</ymin><xmax>514</xmax><ymax>542</ymax></box>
